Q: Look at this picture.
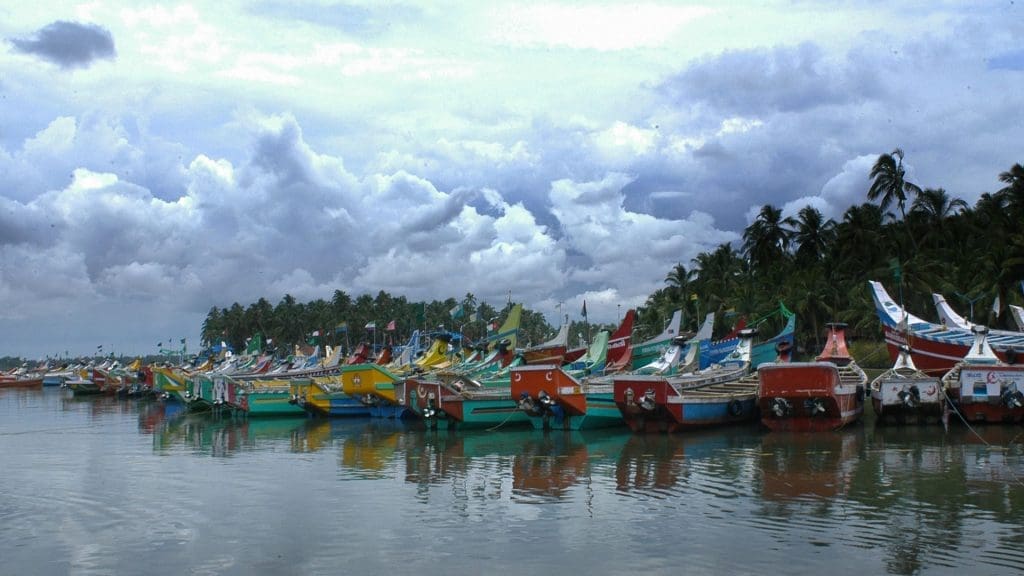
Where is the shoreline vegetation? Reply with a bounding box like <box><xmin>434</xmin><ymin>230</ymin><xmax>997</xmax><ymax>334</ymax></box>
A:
<box><xmin>5</xmin><ymin>157</ymin><xmax>1023</xmax><ymax>369</ymax></box>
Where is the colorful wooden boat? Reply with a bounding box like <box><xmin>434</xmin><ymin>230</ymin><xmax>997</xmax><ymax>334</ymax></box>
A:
<box><xmin>870</xmin><ymin>280</ymin><xmax>1024</xmax><ymax>374</ymax></box>
<box><xmin>405</xmin><ymin>375</ymin><xmax>530</xmax><ymax>431</ymax></box>
<box><xmin>0</xmin><ymin>375</ymin><xmax>43</xmax><ymax>389</ymax></box>
<box><xmin>513</xmin><ymin>371</ymin><xmax>623</xmax><ymax>431</ymax></box>
<box><xmin>869</xmin><ymin>344</ymin><xmax>943</xmax><ymax>424</ymax></box>
<box><xmin>630</xmin><ymin>309</ymin><xmax>683</xmax><ymax>370</ymax></box>
<box><xmin>337</xmin><ymin>363</ymin><xmax>410</xmax><ymax>418</ymax></box>
<box><xmin>613</xmin><ymin>329</ymin><xmax>757</xmax><ymax>433</ymax></box>
<box><xmin>941</xmin><ymin>325</ymin><xmax>1024</xmax><ymax>424</ymax></box>
<box><xmin>758</xmin><ymin>322</ymin><xmax>867</xmax><ymax>432</ymax></box>
<box><xmin>700</xmin><ymin>304</ymin><xmax>795</xmax><ymax>369</ymax></box>
<box><xmin>522</xmin><ymin>323</ymin><xmax>570</xmax><ymax>365</ymax></box>
<box><xmin>290</xmin><ymin>376</ymin><xmax>372</xmax><ymax>418</ymax></box>
<box><xmin>510</xmin><ymin>314</ymin><xmax>708</xmax><ymax>432</ymax></box>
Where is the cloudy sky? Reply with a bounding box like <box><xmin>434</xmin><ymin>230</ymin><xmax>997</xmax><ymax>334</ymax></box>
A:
<box><xmin>2</xmin><ymin>1</ymin><xmax>1022</xmax><ymax>359</ymax></box>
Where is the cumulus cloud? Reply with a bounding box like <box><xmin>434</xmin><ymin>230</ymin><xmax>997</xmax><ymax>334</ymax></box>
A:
<box><xmin>9</xmin><ymin>21</ymin><xmax>116</xmax><ymax>69</ymax></box>
<box><xmin>660</xmin><ymin>42</ymin><xmax>884</xmax><ymax>115</ymax></box>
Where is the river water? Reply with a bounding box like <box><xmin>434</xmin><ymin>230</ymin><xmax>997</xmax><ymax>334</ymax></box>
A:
<box><xmin>2</xmin><ymin>387</ymin><xmax>1023</xmax><ymax>575</ymax></box>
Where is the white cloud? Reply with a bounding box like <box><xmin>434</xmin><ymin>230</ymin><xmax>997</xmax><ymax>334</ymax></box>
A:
<box><xmin>488</xmin><ymin>4</ymin><xmax>715</xmax><ymax>51</ymax></box>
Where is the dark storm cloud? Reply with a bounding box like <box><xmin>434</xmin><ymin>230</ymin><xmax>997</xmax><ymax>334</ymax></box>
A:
<box><xmin>249</xmin><ymin>1</ymin><xmax>420</xmax><ymax>37</ymax></box>
<box><xmin>9</xmin><ymin>21</ymin><xmax>115</xmax><ymax>70</ymax></box>
<box><xmin>659</xmin><ymin>42</ymin><xmax>883</xmax><ymax>115</ymax></box>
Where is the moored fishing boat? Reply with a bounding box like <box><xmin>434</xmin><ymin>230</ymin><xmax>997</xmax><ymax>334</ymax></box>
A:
<box><xmin>941</xmin><ymin>325</ymin><xmax>1024</xmax><ymax>424</ymax></box>
<box><xmin>700</xmin><ymin>304</ymin><xmax>795</xmax><ymax>369</ymax></box>
<box><xmin>869</xmin><ymin>344</ymin><xmax>944</xmax><ymax>424</ymax></box>
<box><xmin>0</xmin><ymin>374</ymin><xmax>44</xmax><ymax>388</ymax></box>
<box><xmin>630</xmin><ymin>310</ymin><xmax>683</xmax><ymax>370</ymax></box>
<box><xmin>290</xmin><ymin>376</ymin><xmax>372</xmax><ymax>418</ymax></box>
<box><xmin>613</xmin><ymin>329</ymin><xmax>757</xmax><ymax>433</ymax></box>
<box><xmin>522</xmin><ymin>323</ymin><xmax>570</xmax><ymax>365</ymax></box>
<box><xmin>758</xmin><ymin>322</ymin><xmax>867</xmax><ymax>432</ymax></box>
<box><xmin>511</xmin><ymin>333</ymin><xmax>620</xmax><ymax>431</ymax></box>
<box><xmin>869</xmin><ymin>280</ymin><xmax>1024</xmax><ymax>373</ymax></box>
<box><xmin>510</xmin><ymin>315</ymin><xmax>716</xmax><ymax>431</ymax></box>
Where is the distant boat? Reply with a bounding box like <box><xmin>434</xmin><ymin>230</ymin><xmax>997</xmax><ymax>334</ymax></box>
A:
<box><xmin>869</xmin><ymin>280</ymin><xmax>1024</xmax><ymax>373</ymax></box>
<box><xmin>522</xmin><ymin>323</ymin><xmax>570</xmax><ymax>365</ymax></box>
<box><xmin>508</xmin><ymin>314</ymin><xmax>717</xmax><ymax>431</ymax></box>
<box><xmin>758</xmin><ymin>322</ymin><xmax>867</xmax><ymax>432</ymax></box>
<box><xmin>941</xmin><ymin>325</ymin><xmax>1024</xmax><ymax>424</ymax></box>
<box><xmin>700</xmin><ymin>304</ymin><xmax>795</xmax><ymax>369</ymax></box>
<box><xmin>630</xmin><ymin>310</ymin><xmax>683</xmax><ymax>370</ymax></box>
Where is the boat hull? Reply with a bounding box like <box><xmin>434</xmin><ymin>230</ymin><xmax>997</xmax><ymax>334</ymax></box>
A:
<box><xmin>758</xmin><ymin>363</ymin><xmax>865</xmax><ymax>432</ymax></box>
<box><xmin>870</xmin><ymin>375</ymin><xmax>944</xmax><ymax>424</ymax></box>
<box><xmin>948</xmin><ymin>364</ymin><xmax>1024</xmax><ymax>424</ymax></box>
<box><xmin>614</xmin><ymin>375</ymin><xmax>757</xmax><ymax>433</ymax></box>
<box><xmin>406</xmin><ymin>379</ymin><xmax>529</xmax><ymax>430</ymax></box>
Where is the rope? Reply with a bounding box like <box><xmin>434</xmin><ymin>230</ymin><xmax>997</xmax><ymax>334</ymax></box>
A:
<box><xmin>485</xmin><ymin>406</ymin><xmax>523</xmax><ymax>432</ymax></box>
<box><xmin>941</xmin><ymin>386</ymin><xmax>1024</xmax><ymax>488</ymax></box>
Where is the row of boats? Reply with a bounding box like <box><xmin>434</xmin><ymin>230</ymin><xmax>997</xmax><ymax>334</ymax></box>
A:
<box><xmin>7</xmin><ymin>280</ymin><xmax>1024</xmax><ymax>434</ymax></box>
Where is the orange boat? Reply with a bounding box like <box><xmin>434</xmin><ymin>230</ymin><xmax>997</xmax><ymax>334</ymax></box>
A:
<box><xmin>758</xmin><ymin>322</ymin><xmax>867</xmax><ymax>432</ymax></box>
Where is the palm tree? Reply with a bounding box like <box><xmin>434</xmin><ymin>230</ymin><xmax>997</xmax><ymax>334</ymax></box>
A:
<box><xmin>998</xmin><ymin>163</ymin><xmax>1024</xmax><ymax>219</ymax></box>
<box><xmin>742</xmin><ymin>204</ymin><xmax>795</xmax><ymax>273</ymax></box>
<box><xmin>868</xmin><ymin>148</ymin><xmax>921</xmax><ymax>251</ymax></box>
<box><xmin>792</xmin><ymin>206</ymin><xmax>836</xmax><ymax>266</ymax></box>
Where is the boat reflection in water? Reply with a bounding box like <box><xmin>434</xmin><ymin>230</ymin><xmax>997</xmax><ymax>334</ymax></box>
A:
<box><xmin>402</xmin><ymin>428</ymin><xmax>633</xmax><ymax>503</ymax></box>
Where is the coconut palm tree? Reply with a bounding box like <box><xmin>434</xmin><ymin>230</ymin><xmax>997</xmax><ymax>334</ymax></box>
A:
<box><xmin>868</xmin><ymin>148</ymin><xmax>921</xmax><ymax>251</ymax></box>
<box><xmin>742</xmin><ymin>204</ymin><xmax>795</xmax><ymax>274</ymax></box>
<box><xmin>792</xmin><ymin>205</ymin><xmax>836</xmax><ymax>266</ymax></box>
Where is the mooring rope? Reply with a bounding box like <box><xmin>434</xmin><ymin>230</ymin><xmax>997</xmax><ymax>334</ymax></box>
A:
<box><xmin>485</xmin><ymin>406</ymin><xmax>522</xmax><ymax>432</ymax></box>
<box><xmin>941</xmin><ymin>386</ymin><xmax>1024</xmax><ymax>488</ymax></box>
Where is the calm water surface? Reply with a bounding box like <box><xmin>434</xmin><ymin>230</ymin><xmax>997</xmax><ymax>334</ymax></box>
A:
<box><xmin>2</xmin><ymin>387</ymin><xmax>1023</xmax><ymax>575</ymax></box>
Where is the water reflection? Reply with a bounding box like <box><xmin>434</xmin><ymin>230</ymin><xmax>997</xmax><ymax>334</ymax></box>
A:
<box><xmin>8</xmin><ymin>388</ymin><xmax>1024</xmax><ymax>575</ymax></box>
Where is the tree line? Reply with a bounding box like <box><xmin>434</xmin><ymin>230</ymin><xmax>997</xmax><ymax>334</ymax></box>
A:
<box><xmin>199</xmin><ymin>155</ymin><xmax>1024</xmax><ymax>358</ymax></box>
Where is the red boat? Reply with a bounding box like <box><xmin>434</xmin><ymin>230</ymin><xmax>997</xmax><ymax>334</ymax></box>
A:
<box><xmin>0</xmin><ymin>375</ymin><xmax>43</xmax><ymax>389</ymax></box>
<box><xmin>758</xmin><ymin>323</ymin><xmax>867</xmax><ymax>432</ymax></box>
<box><xmin>869</xmin><ymin>280</ymin><xmax>1024</xmax><ymax>374</ymax></box>
<box><xmin>613</xmin><ymin>329</ymin><xmax>757</xmax><ymax>433</ymax></box>
<box><xmin>558</xmin><ymin>309</ymin><xmax>636</xmax><ymax>367</ymax></box>
<box><xmin>941</xmin><ymin>325</ymin><xmax>1024</xmax><ymax>424</ymax></box>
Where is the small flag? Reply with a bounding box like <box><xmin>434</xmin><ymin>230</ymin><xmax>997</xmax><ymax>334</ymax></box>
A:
<box><xmin>365</xmin><ymin>321</ymin><xmax>376</xmax><ymax>330</ymax></box>
<box><xmin>469</xmin><ymin>311</ymin><xmax>479</xmax><ymax>322</ymax></box>
<box><xmin>335</xmin><ymin>322</ymin><xmax>348</xmax><ymax>333</ymax></box>
<box><xmin>993</xmin><ymin>294</ymin><xmax>1001</xmax><ymax>316</ymax></box>
<box><xmin>386</xmin><ymin>320</ymin><xmax>396</xmax><ymax>331</ymax></box>
<box><xmin>180</xmin><ymin>338</ymin><xmax>186</xmax><ymax>344</ymax></box>
<box><xmin>690</xmin><ymin>293</ymin><xmax>699</xmax><ymax>301</ymax></box>
<box><xmin>450</xmin><ymin>304</ymin><xmax>464</xmax><ymax>319</ymax></box>
<box><xmin>889</xmin><ymin>258</ymin><xmax>902</xmax><ymax>281</ymax></box>
<box><xmin>158</xmin><ymin>342</ymin><xmax>163</xmax><ymax>348</ymax></box>
<box><xmin>581</xmin><ymin>300</ymin><xmax>587</xmax><ymax>318</ymax></box>
<box><xmin>311</xmin><ymin>330</ymin><xmax>321</xmax><ymax>337</ymax></box>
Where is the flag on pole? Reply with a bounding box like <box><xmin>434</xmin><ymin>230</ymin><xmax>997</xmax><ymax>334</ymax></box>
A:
<box><xmin>365</xmin><ymin>321</ymin><xmax>376</xmax><ymax>331</ymax></box>
<box><xmin>450</xmin><ymin>304</ymin><xmax>464</xmax><ymax>319</ymax></box>
<box><xmin>690</xmin><ymin>293</ymin><xmax>699</xmax><ymax>301</ymax></box>
<box><xmin>311</xmin><ymin>330</ymin><xmax>321</xmax><ymax>337</ymax></box>
<box><xmin>581</xmin><ymin>300</ymin><xmax>587</xmax><ymax>318</ymax></box>
<box><xmin>386</xmin><ymin>320</ymin><xmax>396</xmax><ymax>331</ymax></box>
<box><xmin>468</xmin><ymin>311</ymin><xmax>479</xmax><ymax>322</ymax></box>
<box><xmin>335</xmin><ymin>322</ymin><xmax>348</xmax><ymax>333</ymax></box>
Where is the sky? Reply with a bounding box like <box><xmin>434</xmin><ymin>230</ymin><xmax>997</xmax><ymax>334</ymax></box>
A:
<box><xmin>2</xmin><ymin>1</ymin><xmax>1023</xmax><ymax>359</ymax></box>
